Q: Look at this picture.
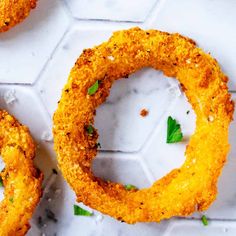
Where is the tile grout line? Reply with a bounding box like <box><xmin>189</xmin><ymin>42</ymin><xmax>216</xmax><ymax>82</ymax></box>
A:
<box><xmin>143</xmin><ymin>0</ymin><xmax>168</xmax><ymax>27</ymax></box>
<box><xmin>138</xmin><ymin>156</ymin><xmax>156</xmax><ymax>184</ymax></box>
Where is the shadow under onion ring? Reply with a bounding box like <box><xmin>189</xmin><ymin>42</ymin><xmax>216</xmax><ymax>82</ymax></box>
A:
<box><xmin>53</xmin><ymin>27</ymin><xmax>234</xmax><ymax>224</ymax></box>
<box><xmin>0</xmin><ymin>110</ymin><xmax>43</xmax><ymax>235</ymax></box>
<box><xmin>0</xmin><ymin>0</ymin><xmax>37</xmax><ymax>32</ymax></box>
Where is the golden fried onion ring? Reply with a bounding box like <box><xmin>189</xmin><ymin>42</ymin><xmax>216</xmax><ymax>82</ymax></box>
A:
<box><xmin>0</xmin><ymin>0</ymin><xmax>36</xmax><ymax>32</ymax></box>
<box><xmin>53</xmin><ymin>27</ymin><xmax>234</xmax><ymax>223</ymax></box>
<box><xmin>0</xmin><ymin>110</ymin><xmax>43</xmax><ymax>235</ymax></box>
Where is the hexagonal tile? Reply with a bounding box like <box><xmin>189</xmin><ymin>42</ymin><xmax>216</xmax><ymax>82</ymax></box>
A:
<box><xmin>64</xmin><ymin>0</ymin><xmax>159</xmax><ymax>22</ymax></box>
<box><xmin>29</xmin><ymin>169</ymin><xmax>170</xmax><ymax>236</ymax></box>
<box><xmin>37</xmin><ymin>26</ymin><xmax>179</xmax><ymax>152</ymax></box>
<box><xmin>148</xmin><ymin>0</ymin><xmax>236</xmax><ymax>90</ymax></box>
<box><xmin>141</xmin><ymin>92</ymin><xmax>195</xmax><ymax>180</ymax></box>
<box><xmin>93</xmin><ymin>152</ymin><xmax>151</xmax><ymax>188</ymax></box>
<box><xmin>164</xmin><ymin>220</ymin><xmax>236</xmax><ymax>236</ymax></box>
<box><xmin>0</xmin><ymin>85</ymin><xmax>56</xmax><ymax>180</ymax></box>
<box><xmin>0</xmin><ymin>0</ymin><xmax>69</xmax><ymax>84</ymax></box>
<box><xmin>29</xmin><ymin>152</ymin><xmax>170</xmax><ymax>236</ymax></box>
<box><xmin>94</xmin><ymin>69</ymin><xmax>177</xmax><ymax>152</ymax></box>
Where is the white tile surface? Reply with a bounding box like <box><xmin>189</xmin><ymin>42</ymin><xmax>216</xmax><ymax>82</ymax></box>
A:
<box><xmin>0</xmin><ymin>0</ymin><xmax>69</xmax><ymax>84</ymax></box>
<box><xmin>0</xmin><ymin>0</ymin><xmax>235</xmax><ymax>235</ymax></box>
<box><xmin>164</xmin><ymin>220</ymin><xmax>236</xmax><ymax>236</ymax></box>
<box><xmin>64</xmin><ymin>0</ymin><xmax>159</xmax><ymax>22</ymax></box>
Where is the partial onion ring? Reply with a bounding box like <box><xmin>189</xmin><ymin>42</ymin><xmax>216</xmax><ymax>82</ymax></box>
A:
<box><xmin>0</xmin><ymin>110</ymin><xmax>43</xmax><ymax>235</ymax></box>
<box><xmin>53</xmin><ymin>27</ymin><xmax>234</xmax><ymax>223</ymax></box>
<box><xmin>0</xmin><ymin>0</ymin><xmax>37</xmax><ymax>32</ymax></box>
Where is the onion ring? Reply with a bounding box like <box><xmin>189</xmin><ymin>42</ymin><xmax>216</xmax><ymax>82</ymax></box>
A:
<box><xmin>53</xmin><ymin>27</ymin><xmax>234</xmax><ymax>223</ymax></box>
<box><xmin>0</xmin><ymin>0</ymin><xmax>37</xmax><ymax>32</ymax></box>
<box><xmin>0</xmin><ymin>110</ymin><xmax>43</xmax><ymax>235</ymax></box>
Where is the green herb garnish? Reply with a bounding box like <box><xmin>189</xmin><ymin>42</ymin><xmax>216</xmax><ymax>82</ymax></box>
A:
<box><xmin>9</xmin><ymin>197</ymin><xmax>13</xmax><ymax>203</ymax></box>
<box><xmin>124</xmin><ymin>184</ymin><xmax>138</xmax><ymax>191</ymax></box>
<box><xmin>0</xmin><ymin>176</ymin><xmax>3</xmax><ymax>187</ymax></box>
<box><xmin>88</xmin><ymin>80</ymin><xmax>99</xmax><ymax>95</ymax></box>
<box><xmin>201</xmin><ymin>215</ymin><xmax>208</xmax><ymax>226</ymax></box>
<box><xmin>86</xmin><ymin>124</ymin><xmax>94</xmax><ymax>136</ymax></box>
<box><xmin>166</xmin><ymin>116</ymin><xmax>183</xmax><ymax>143</ymax></box>
<box><xmin>74</xmin><ymin>205</ymin><xmax>93</xmax><ymax>216</ymax></box>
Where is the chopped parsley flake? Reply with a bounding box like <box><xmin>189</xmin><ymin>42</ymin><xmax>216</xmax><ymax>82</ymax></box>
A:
<box><xmin>0</xmin><ymin>176</ymin><xmax>3</xmax><ymax>187</ymax></box>
<box><xmin>88</xmin><ymin>80</ymin><xmax>99</xmax><ymax>95</ymax></box>
<box><xmin>201</xmin><ymin>215</ymin><xmax>208</xmax><ymax>226</ymax></box>
<box><xmin>124</xmin><ymin>184</ymin><xmax>138</xmax><ymax>191</ymax></box>
<box><xmin>9</xmin><ymin>197</ymin><xmax>13</xmax><ymax>203</ymax></box>
<box><xmin>86</xmin><ymin>124</ymin><xmax>94</xmax><ymax>136</ymax></box>
<box><xmin>166</xmin><ymin>116</ymin><xmax>183</xmax><ymax>143</ymax></box>
<box><xmin>74</xmin><ymin>205</ymin><xmax>93</xmax><ymax>216</ymax></box>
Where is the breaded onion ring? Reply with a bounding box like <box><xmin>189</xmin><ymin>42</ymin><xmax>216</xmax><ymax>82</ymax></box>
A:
<box><xmin>0</xmin><ymin>110</ymin><xmax>43</xmax><ymax>235</ymax></box>
<box><xmin>0</xmin><ymin>0</ymin><xmax>36</xmax><ymax>32</ymax></box>
<box><xmin>53</xmin><ymin>27</ymin><xmax>234</xmax><ymax>223</ymax></box>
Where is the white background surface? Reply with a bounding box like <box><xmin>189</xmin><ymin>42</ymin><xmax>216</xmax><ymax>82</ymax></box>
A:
<box><xmin>0</xmin><ymin>0</ymin><xmax>236</xmax><ymax>235</ymax></box>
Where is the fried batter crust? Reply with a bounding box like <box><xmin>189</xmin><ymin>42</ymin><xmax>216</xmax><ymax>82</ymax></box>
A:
<box><xmin>0</xmin><ymin>0</ymin><xmax>36</xmax><ymax>32</ymax></box>
<box><xmin>53</xmin><ymin>27</ymin><xmax>234</xmax><ymax>223</ymax></box>
<box><xmin>0</xmin><ymin>110</ymin><xmax>43</xmax><ymax>235</ymax></box>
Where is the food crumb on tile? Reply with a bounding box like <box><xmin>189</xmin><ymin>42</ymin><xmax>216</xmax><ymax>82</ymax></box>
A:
<box><xmin>95</xmin><ymin>214</ymin><xmax>104</xmax><ymax>223</ymax></box>
<box><xmin>140</xmin><ymin>109</ymin><xmax>149</xmax><ymax>117</ymax></box>
<box><xmin>41</xmin><ymin>131</ymin><xmax>53</xmax><ymax>142</ymax></box>
<box><xmin>3</xmin><ymin>89</ymin><xmax>17</xmax><ymax>105</ymax></box>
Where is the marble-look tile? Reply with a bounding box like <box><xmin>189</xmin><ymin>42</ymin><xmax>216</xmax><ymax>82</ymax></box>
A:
<box><xmin>95</xmin><ymin>69</ymin><xmax>178</xmax><ymax>152</ymax></box>
<box><xmin>148</xmin><ymin>0</ymin><xmax>236</xmax><ymax>90</ymax></box>
<box><xmin>93</xmin><ymin>152</ymin><xmax>151</xmax><ymax>188</ymax></box>
<box><xmin>0</xmin><ymin>0</ymin><xmax>69</xmax><ymax>84</ymax></box>
<box><xmin>28</xmin><ymin>172</ymin><xmax>170</xmax><ymax>236</ymax></box>
<box><xmin>64</xmin><ymin>0</ymin><xmax>158</xmax><ymax>22</ymax></box>
<box><xmin>141</xmin><ymin>93</ymin><xmax>195</xmax><ymax>181</ymax></box>
<box><xmin>164</xmin><ymin>220</ymin><xmax>236</xmax><ymax>236</ymax></box>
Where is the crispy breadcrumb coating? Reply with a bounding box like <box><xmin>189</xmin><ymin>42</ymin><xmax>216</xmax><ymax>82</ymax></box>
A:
<box><xmin>53</xmin><ymin>27</ymin><xmax>234</xmax><ymax>223</ymax></box>
<box><xmin>0</xmin><ymin>0</ymin><xmax>36</xmax><ymax>32</ymax></box>
<box><xmin>0</xmin><ymin>110</ymin><xmax>43</xmax><ymax>235</ymax></box>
